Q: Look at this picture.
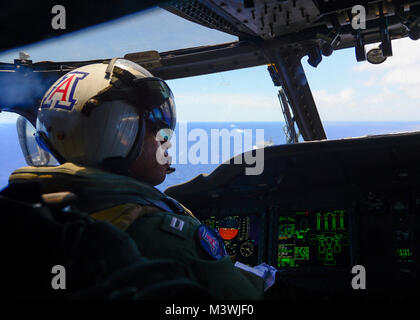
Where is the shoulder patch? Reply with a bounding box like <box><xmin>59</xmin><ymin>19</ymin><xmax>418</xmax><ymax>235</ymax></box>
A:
<box><xmin>196</xmin><ymin>225</ymin><xmax>228</xmax><ymax>260</ymax></box>
<box><xmin>161</xmin><ymin>214</ymin><xmax>189</xmax><ymax>239</ymax></box>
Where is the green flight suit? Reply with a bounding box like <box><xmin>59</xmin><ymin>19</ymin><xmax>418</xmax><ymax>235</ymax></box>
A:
<box><xmin>9</xmin><ymin>162</ymin><xmax>265</xmax><ymax>299</ymax></box>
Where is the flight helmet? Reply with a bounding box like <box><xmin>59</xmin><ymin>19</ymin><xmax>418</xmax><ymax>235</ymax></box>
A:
<box><xmin>35</xmin><ymin>58</ymin><xmax>176</xmax><ymax>172</ymax></box>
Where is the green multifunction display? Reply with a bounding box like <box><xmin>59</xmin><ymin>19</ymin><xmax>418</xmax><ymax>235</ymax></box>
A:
<box><xmin>278</xmin><ymin>210</ymin><xmax>350</xmax><ymax>268</ymax></box>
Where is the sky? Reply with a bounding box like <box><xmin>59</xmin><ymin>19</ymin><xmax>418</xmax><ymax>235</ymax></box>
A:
<box><xmin>0</xmin><ymin>6</ymin><xmax>419</xmax><ymax>124</ymax></box>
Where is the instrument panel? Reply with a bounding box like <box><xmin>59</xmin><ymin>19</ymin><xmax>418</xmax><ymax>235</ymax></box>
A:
<box><xmin>201</xmin><ymin>213</ymin><xmax>263</xmax><ymax>266</ymax></box>
<box><xmin>200</xmin><ymin>209</ymin><xmax>353</xmax><ymax>271</ymax></box>
<box><xmin>276</xmin><ymin>209</ymin><xmax>350</xmax><ymax>269</ymax></box>
<box><xmin>198</xmin><ymin>195</ymin><xmax>419</xmax><ymax>298</ymax></box>
<box><xmin>168</xmin><ymin>131</ymin><xmax>420</xmax><ymax>298</ymax></box>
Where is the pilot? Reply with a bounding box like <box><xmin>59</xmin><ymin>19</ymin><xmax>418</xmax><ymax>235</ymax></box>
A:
<box><xmin>8</xmin><ymin>58</ymin><xmax>275</xmax><ymax>299</ymax></box>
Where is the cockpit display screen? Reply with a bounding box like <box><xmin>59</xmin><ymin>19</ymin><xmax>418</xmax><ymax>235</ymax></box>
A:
<box><xmin>278</xmin><ymin>210</ymin><xmax>350</xmax><ymax>269</ymax></box>
<box><xmin>203</xmin><ymin>215</ymin><xmax>260</xmax><ymax>266</ymax></box>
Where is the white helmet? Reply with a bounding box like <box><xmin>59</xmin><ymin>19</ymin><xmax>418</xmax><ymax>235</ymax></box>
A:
<box><xmin>35</xmin><ymin>58</ymin><xmax>176</xmax><ymax>172</ymax></box>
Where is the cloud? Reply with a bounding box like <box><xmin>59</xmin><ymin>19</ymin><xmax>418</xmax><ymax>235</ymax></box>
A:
<box><xmin>327</xmin><ymin>37</ymin><xmax>420</xmax><ymax>121</ymax></box>
<box><xmin>352</xmin><ymin>38</ymin><xmax>420</xmax><ymax>96</ymax></box>
<box><xmin>353</xmin><ymin>38</ymin><xmax>420</xmax><ymax>72</ymax></box>
<box><xmin>405</xmin><ymin>87</ymin><xmax>420</xmax><ymax>99</ymax></box>
<box><xmin>315</xmin><ymin>84</ymin><xmax>420</xmax><ymax>121</ymax></box>
<box><xmin>363</xmin><ymin>76</ymin><xmax>378</xmax><ymax>86</ymax></box>
<box><xmin>177</xmin><ymin>92</ymin><xmax>278</xmax><ymax>109</ymax></box>
<box><xmin>175</xmin><ymin>92</ymin><xmax>283</xmax><ymax>122</ymax></box>
<box><xmin>383</xmin><ymin>68</ymin><xmax>420</xmax><ymax>86</ymax></box>
<box><xmin>313</xmin><ymin>88</ymin><xmax>355</xmax><ymax>106</ymax></box>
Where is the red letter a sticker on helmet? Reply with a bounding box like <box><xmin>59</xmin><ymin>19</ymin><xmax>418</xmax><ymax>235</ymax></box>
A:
<box><xmin>48</xmin><ymin>74</ymin><xmax>75</xmax><ymax>102</ymax></box>
<box><xmin>41</xmin><ymin>71</ymin><xmax>89</xmax><ymax>110</ymax></box>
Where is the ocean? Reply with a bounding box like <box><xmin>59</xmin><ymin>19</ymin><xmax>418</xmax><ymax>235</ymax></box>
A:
<box><xmin>2</xmin><ymin>121</ymin><xmax>420</xmax><ymax>192</ymax></box>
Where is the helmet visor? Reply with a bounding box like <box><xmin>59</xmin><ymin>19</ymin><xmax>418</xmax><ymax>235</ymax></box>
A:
<box><xmin>133</xmin><ymin>78</ymin><xmax>176</xmax><ymax>134</ymax></box>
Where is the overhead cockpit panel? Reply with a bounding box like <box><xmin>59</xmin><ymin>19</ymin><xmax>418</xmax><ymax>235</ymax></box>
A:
<box><xmin>163</xmin><ymin>0</ymin><xmax>420</xmax><ymax>48</ymax></box>
<box><xmin>165</xmin><ymin>0</ymin><xmax>322</xmax><ymax>39</ymax></box>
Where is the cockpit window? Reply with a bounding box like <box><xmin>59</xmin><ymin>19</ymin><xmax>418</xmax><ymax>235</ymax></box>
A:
<box><xmin>0</xmin><ymin>112</ymin><xmax>26</xmax><ymax>187</ymax></box>
<box><xmin>302</xmin><ymin>37</ymin><xmax>420</xmax><ymax>139</ymax></box>
<box><xmin>0</xmin><ymin>7</ymin><xmax>237</xmax><ymax>63</ymax></box>
<box><xmin>1</xmin><ymin>7</ymin><xmax>419</xmax><ymax>191</ymax></box>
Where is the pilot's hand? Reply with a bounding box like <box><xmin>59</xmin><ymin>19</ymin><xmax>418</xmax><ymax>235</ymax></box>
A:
<box><xmin>234</xmin><ymin>262</ymin><xmax>278</xmax><ymax>291</ymax></box>
<box><xmin>254</xmin><ymin>263</ymin><xmax>277</xmax><ymax>291</ymax></box>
